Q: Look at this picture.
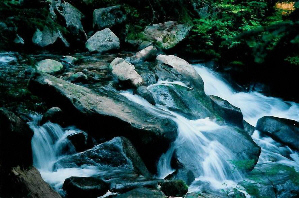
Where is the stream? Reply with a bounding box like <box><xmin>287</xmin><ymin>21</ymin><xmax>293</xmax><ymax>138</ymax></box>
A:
<box><xmin>29</xmin><ymin>62</ymin><xmax>299</xmax><ymax>196</ymax></box>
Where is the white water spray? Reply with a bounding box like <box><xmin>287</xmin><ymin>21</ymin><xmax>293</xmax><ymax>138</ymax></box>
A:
<box><xmin>122</xmin><ymin>91</ymin><xmax>243</xmax><ymax>191</ymax></box>
<box><xmin>29</xmin><ymin>115</ymin><xmax>99</xmax><ymax>192</ymax></box>
<box><xmin>194</xmin><ymin>64</ymin><xmax>299</xmax><ymax>171</ymax></box>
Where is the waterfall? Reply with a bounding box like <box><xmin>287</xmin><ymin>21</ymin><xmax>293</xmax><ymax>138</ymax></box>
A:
<box><xmin>122</xmin><ymin>63</ymin><xmax>299</xmax><ymax>193</ymax></box>
<box><xmin>28</xmin><ymin>61</ymin><xmax>299</xmax><ymax>195</ymax></box>
<box><xmin>121</xmin><ymin>92</ymin><xmax>244</xmax><ymax>191</ymax></box>
<box><xmin>193</xmin><ymin>64</ymin><xmax>299</xmax><ymax>126</ymax></box>
<box><xmin>193</xmin><ymin>64</ymin><xmax>299</xmax><ymax>171</ymax></box>
<box><xmin>29</xmin><ymin>115</ymin><xmax>99</xmax><ymax>192</ymax></box>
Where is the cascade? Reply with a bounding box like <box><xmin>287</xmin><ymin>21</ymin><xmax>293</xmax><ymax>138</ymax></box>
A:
<box><xmin>29</xmin><ymin>115</ymin><xmax>98</xmax><ymax>192</ymax></box>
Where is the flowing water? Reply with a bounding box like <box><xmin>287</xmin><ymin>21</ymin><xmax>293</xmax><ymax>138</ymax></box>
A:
<box><xmin>29</xmin><ymin>61</ymin><xmax>299</xmax><ymax>195</ymax></box>
<box><xmin>29</xmin><ymin>115</ymin><xmax>99</xmax><ymax>193</ymax></box>
<box><xmin>123</xmin><ymin>64</ymin><xmax>299</xmax><ymax>193</ymax></box>
<box><xmin>122</xmin><ymin>91</ymin><xmax>244</xmax><ymax>192</ymax></box>
<box><xmin>193</xmin><ymin>64</ymin><xmax>299</xmax><ymax>171</ymax></box>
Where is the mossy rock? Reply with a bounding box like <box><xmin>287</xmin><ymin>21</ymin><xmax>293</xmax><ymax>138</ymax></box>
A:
<box><xmin>36</xmin><ymin>59</ymin><xmax>63</xmax><ymax>74</ymax></box>
<box><xmin>160</xmin><ymin>180</ymin><xmax>188</xmax><ymax>197</ymax></box>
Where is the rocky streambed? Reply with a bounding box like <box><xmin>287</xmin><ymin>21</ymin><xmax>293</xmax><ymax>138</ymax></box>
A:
<box><xmin>0</xmin><ymin>48</ymin><xmax>299</xmax><ymax>198</ymax></box>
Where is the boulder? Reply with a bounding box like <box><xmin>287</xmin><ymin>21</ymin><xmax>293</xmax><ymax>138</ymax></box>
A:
<box><xmin>86</xmin><ymin>28</ymin><xmax>120</xmax><ymax>53</ymax></box>
<box><xmin>32</xmin><ymin>26</ymin><xmax>69</xmax><ymax>47</ymax></box>
<box><xmin>36</xmin><ymin>59</ymin><xmax>63</xmax><ymax>74</ymax></box>
<box><xmin>160</xmin><ymin>180</ymin><xmax>188</xmax><ymax>197</ymax></box>
<box><xmin>67</xmin><ymin>131</ymin><xmax>93</xmax><ymax>152</ymax></box>
<box><xmin>93</xmin><ymin>5</ymin><xmax>126</xmax><ymax>29</ymax></box>
<box><xmin>143</xmin><ymin>21</ymin><xmax>192</xmax><ymax>50</ymax></box>
<box><xmin>240</xmin><ymin>164</ymin><xmax>299</xmax><ymax>198</ymax></box>
<box><xmin>28</xmin><ymin>73</ymin><xmax>178</xmax><ymax>173</ymax></box>
<box><xmin>256</xmin><ymin>116</ymin><xmax>299</xmax><ymax>150</ymax></box>
<box><xmin>210</xmin><ymin>95</ymin><xmax>244</xmax><ymax>128</ymax></box>
<box><xmin>0</xmin><ymin>108</ymin><xmax>33</xmax><ymax>168</ymax></box>
<box><xmin>41</xmin><ymin>107</ymin><xmax>64</xmax><ymax>125</ymax></box>
<box><xmin>148</xmin><ymin>84</ymin><xmax>215</xmax><ymax>119</ymax></box>
<box><xmin>110</xmin><ymin>58</ymin><xmax>143</xmax><ymax>88</ymax></box>
<box><xmin>55</xmin><ymin>137</ymin><xmax>151</xmax><ymax>178</ymax></box>
<box><xmin>0</xmin><ymin>166</ymin><xmax>61</xmax><ymax>198</ymax></box>
<box><xmin>156</xmin><ymin>54</ymin><xmax>204</xmax><ymax>90</ymax></box>
<box><xmin>115</xmin><ymin>187</ymin><xmax>166</xmax><ymax>198</ymax></box>
<box><xmin>63</xmin><ymin>177</ymin><xmax>109</xmax><ymax>198</ymax></box>
<box><xmin>56</xmin><ymin>2</ymin><xmax>86</xmax><ymax>38</ymax></box>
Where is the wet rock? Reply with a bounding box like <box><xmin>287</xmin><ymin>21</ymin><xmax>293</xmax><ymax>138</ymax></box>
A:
<box><xmin>0</xmin><ymin>166</ymin><xmax>61</xmax><ymax>198</ymax></box>
<box><xmin>210</xmin><ymin>95</ymin><xmax>244</xmax><ymax>128</ymax></box>
<box><xmin>165</xmin><ymin>168</ymin><xmax>195</xmax><ymax>186</ymax></box>
<box><xmin>241</xmin><ymin>164</ymin><xmax>299</xmax><ymax>198</ymax></box>
<box><xmin>110</xmin><ymin>58</ymin><xmax>143</xmax><ymax>88</ymax></box>
<box><xmin>29</xmin><ymin>73</ymin><xmax>177</xmax><ymax>173</ymax></box>
<box><xmin>55</xmin><ymin>137</ymin><xmax>151</xmax><ymax>178</ymax></box>
<box><xmin>36</xmin><ymin>59</ymin><xmax>63</xmax><ymax>74</ymax></box>
<box><xmin>62</xmin><ymin>55</ymin><xmax>78</xmax><ymax>64</ymax></box>
<box><xmin>63</xmin><ymin>177</ymin><xmax>109</xmax><ymax>198</ymax></box>
<box><xmin>110</xmin><ymin>179</ymin><xmax>163</xmax><ymax>193</ymax></box>
<box><xmin>68</xmin><ymin>72</ymin><xmax>88</xmax><ymax>83</ymax></box>
<box><xmin>0</xmin><ymin>108</ymin><xmax>33</xmax><ymax>168</ymax></box>
<box><xmin>149</xmin><ymin>84</ymin><xmax>211</xmax><ymax>119</ymax></box>
<box><xmin>32</xmin><ymin>26</ymin><xmax>69</xmax><ymax>47</ymax></box>
<box><xmin>171</xmin><ymin>125</ymin><xmax>261</xmax><ymax>184</ymax></box>
<box><xmin>133</xmin><ymin>61</ymin><xmax>157</xmax><ymax>86</ymax></box>
<box><xmin>133</xmin><ymin>45</ymin><xmax>158</xmax><ymax>62</ymax></box>
<box><xmin>143</xmin><ymin>21</ymin><xmax>192</xmax><ymax>50</ymax></box>
<box><xmin>256</xmin><ymin>116</ymin><xmax>299</xmax><ymax>151</ymax></box>
<box><xmin>67</xmin><ymin>131</ymin><xmax>93</xmax><ymax>152</ymax></box>
<box><xmin>156</xmin><ymin>54</ymin><xmax>204</xmax><ymax>90</ymax></box>
<box><xmin>93</xmin><ymin>5</ymin><xmax>126</xmax><ymax>29</ymax></box>
<box><xmin>160</xmin><ymin>180</ymin><xmax>188</xmax><ymax>197</ymax></box>
<box><xmin>243</xmin><ymin>120</ymin><xmax>255</xmax><ymax>136</ymax></box>
<box><xmin>56</xmin><ymin>2</ymin><xmax>86</xmax><ymax>38</ymax></box>
<box><xmin>41</xmin><ymin>107</ymin><xmax>63</xmax><ymax>125</ymax></box>
<box><xmin>86</xmin><ymin>28</ymin><xmax>120</xmax><ymax>53</ymax></box>
<box><xmin>136</xmin><ymin>86</ymin><xmax>155</xmax><ymax>105</ymax></box>
<box><xmin>115</xmin><ymin>187</ymin><xmax>165</xmax><ymax>198</ymax></box>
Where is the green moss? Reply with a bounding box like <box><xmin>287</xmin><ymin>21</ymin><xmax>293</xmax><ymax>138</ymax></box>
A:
<box><xmin>160</xmin><ymin>180</ymin><xmax>188</xmax><ymax>197</ymax></box>
<box><xmin>230</xmin><ymin>159</ymin><xmax>256</xmax><ymax>171</ymax></box>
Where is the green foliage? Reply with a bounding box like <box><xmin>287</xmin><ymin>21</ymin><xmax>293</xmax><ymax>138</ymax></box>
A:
<box><xmin>285</xmin><ymin>55</ymin><xmax>299</xmax><ymax>65</ymax></box>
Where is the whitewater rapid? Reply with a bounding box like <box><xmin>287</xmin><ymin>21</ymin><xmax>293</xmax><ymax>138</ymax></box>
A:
<box><xmin>29</xmin><ymin>62</ymin><xmax>299</xmax><ymax>195</ymax></box>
